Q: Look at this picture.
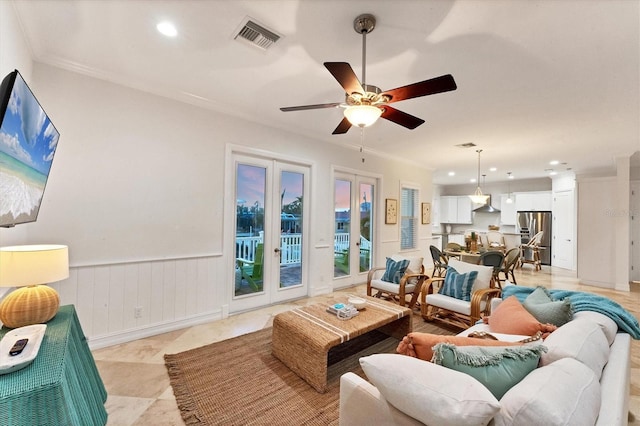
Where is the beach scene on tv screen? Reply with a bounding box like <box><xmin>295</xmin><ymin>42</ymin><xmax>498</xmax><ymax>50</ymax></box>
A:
<box><xmin>0</xmin><ymin>73</ymin><xmax>59</xmax><ymax>226</ymax></box>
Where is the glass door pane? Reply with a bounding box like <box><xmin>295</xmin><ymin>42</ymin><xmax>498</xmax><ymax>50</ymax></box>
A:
<box><xmin>279</xmin><ymin>171</ymin><xmax>303</xmax><ymax>288</ymax></box>
<box><xmin>334</xmin><ymin>179</ymin><xmax>351</xmax><ymax>278</ymax></box>
<box><xmin>359</xmin><ymin>182</ymin><xmax>374</xmax><ymax>272</ymax></box>
<box><xmin>235</xmin><ymin>164</ymin><xmax>266</xmax><ymax>296</ymax></box>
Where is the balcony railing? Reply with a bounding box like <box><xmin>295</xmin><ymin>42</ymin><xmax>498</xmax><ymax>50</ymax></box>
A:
<box><xmin>236</xmin><ymin>233</ymin><xmax>370</xmax><ymax>265</ymax></box>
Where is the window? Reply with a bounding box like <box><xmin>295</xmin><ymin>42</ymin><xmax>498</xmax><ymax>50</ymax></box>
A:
<box><xmin>400</xmin><ymin>186</ymin><xmax>418</xmax><ymax>250</ymax></box>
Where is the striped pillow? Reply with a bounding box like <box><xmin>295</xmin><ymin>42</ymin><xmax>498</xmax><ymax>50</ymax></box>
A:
<box><xmin>381</xmin><ymin>257</ymin><xmax>410</xmax><ymax>284</ymax></box>
<box><xmin>442</xmin><ymin>266</ymin><xmax>477</xmax><ymax>301</ymax></box>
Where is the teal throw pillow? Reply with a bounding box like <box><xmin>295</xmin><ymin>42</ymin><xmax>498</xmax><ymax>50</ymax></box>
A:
<box><xmin>523</xmin><ymin>286</ymin><xmax>573</xmax><ymax>326</ymax></box>
<box><xmin>432</xmin><ymin>343</ymin><xmax>547</xmax><ymax>400</ymax></box>
<box><xmin>381</xmin><ymin>257</ymin><xmax>410</xmax><ymax>284</ymax></box>
<box><xmin>441</xmin><ymin>266</ymin><xmax>477</xmax><ymax>302</ymax></box>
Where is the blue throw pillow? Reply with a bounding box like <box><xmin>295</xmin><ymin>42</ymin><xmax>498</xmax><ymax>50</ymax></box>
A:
<box><xmin>381</xmin><ymin>257</ymin><xmax>410</xmax><ymax>284</ymax></box>
<box><xmin>441</xmin><ymin>266</ymin><xmax>477</xmax><ymax>301</ymax></box>
<box><xmin>432</xmin><ymin>343</ymin><xmax>547</xmax><ymax>400</ymax></box>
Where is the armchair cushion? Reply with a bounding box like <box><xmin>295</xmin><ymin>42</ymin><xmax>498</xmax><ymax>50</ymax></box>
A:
<box><xmin>487</xmin><ymin>296</ymin><xmax>557</xmax><ymax>337</ymax></box>
<box><xmin>360</xmin><ymin>354</ymin><xmax>500</xmax><ymax>426</ymax></box>
<box><xmin>441</xmin><ymin>266</ymin><xmax>478</xmax><ymax>302</ymax></box>
<box><xmin>432</xmin><ymin>343</ymin><xmax>547</xmax><ymax>400</ymax></box>
<box><xmin>381</xmin><ymin>257</ymin><xmax>410</xmax><ymax>284</ymax></box>
<box><xmin>390</xmin><ymin>255</ymin><xmax>423</xmax><ymax>285</ymax></box>
<box><xmin>446</xmin><ymin>259</ymin><xmax>493</xmax><ymax>292</ymax></box>
<box><xmin>523</xmin><ymin>286</ymin><xmax>573</xmax><ymax>326</ymax></box>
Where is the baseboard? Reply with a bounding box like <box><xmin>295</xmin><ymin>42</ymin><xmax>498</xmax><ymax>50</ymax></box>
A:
<box><xmin>87</xmin><ymin>310</ymin><xmax>224</xmax><ymax>350</ymax></box>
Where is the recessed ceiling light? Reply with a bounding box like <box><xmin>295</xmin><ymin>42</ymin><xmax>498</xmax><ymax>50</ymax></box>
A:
<box><xmin>489</xmin><ymin>167</ymin><xmax>497</xmax><ymax>172</ymax></box>
<box><xmin>448</xmin><ymin>171</ymin><xmax>455</xmax><ymax>176</ymax></box>
<box><xmin>470</xmin><ymin>178</ymin><xmax>477</xmax><ymax>183</ymax></box>
<box><xmin>549</xmin><ymin>171</ymin><xmax>558</xmax><ymax>176</ymax></box>
<box><xmin>549</xmin><ymin>160</ymin><xmax>560</xmax><ymax>166</ymax></box>
<box><xmin>157</xmin><ymin>21</ymin><xmax>178</xmax><ymax>37</ymax></box>
<box><xmin>508</xmin><ymin>173</ymin><xmax>514</xmax><ymax>179</ymax></box>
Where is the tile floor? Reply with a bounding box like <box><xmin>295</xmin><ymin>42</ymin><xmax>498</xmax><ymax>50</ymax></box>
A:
<box><xmin>92</xmin><ymin>266</ymin><xmax>640</xmax><ymax>425</ymax></box>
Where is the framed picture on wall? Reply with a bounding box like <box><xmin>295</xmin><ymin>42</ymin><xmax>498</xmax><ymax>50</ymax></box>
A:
<box><xmin>385</xmin><ymin>198</ymin><xmax>397</xmax><ymax>224</ymax></box>
<box><xmin>422</xmin><ymin>202</ymin><xmax>431</xmax><ymax>224</ymax></box>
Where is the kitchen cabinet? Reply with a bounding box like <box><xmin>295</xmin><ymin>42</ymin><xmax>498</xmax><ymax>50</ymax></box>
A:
<box><xmin>500</xmin><ymin>194</ymin><xmax>517</xmax><ymax>225</ymax></box>
<box><xmin>440</xmin><ymin>196</ymin><xmax>472</xmax><ymax>224</ymax></box>
<box><xmin>515</xmin><ymin>191</ymin><xmax>552</xmax><ymax>212</ymax></box>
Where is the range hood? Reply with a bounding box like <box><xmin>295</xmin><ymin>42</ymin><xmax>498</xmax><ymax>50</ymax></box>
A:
<box><xmin>473</xmin><ymin>195</ymin><xmax>501</xmax><ymax>213</ymax></box>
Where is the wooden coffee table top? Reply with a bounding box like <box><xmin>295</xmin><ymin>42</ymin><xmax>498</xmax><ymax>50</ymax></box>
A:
<box><xmin>274</xmin><ymin>295</ymin><xmax>412</xmax><ymax>350</ymax></box>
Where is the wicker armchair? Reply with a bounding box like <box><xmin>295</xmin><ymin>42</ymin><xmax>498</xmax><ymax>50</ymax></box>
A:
<box><xmin>421</xmin><ymin>258</ymin><xmax>501</xmax><ymax>329</ymax></box>
<box><xmin>366</xmin><ymin>255</ymin><xmax>427</xmax><ymax>309</ymax></box>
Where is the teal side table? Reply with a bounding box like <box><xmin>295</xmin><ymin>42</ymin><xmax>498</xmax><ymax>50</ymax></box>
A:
<box><xmin>0</xmin><ymin>305</ymin><xmax>107</xmax><ymax>425</ymax></box>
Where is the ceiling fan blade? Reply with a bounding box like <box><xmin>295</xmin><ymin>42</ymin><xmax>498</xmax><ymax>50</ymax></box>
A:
<box><xmin>324</xmin><ymin>62</ymin><xmax>364</xmax><ymax>95</ymax></box>
<box><xmin>382</xmin><ymin>74</ymin><xmax>457</xmax><ymax>103</ymax></box>
<box><xmin>380</xmin><ymin>105</ymin><xmax>425</xmax><ymax>130</ymax></box>
<box><xmin>280</xmin><ymin>102</ymin><xmax>342</xmax><ymax>112</ymax></box>
<box><xmin>332</xmin><ymin>117</ymin><xmax>352</xmax><ymax>135</ymax></box>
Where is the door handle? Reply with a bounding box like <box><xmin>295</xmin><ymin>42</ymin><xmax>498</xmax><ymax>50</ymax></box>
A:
<box><xmin>274</xmin><ymin>248</ymin><xmax>281</xmax><ymax>253</ymax></box>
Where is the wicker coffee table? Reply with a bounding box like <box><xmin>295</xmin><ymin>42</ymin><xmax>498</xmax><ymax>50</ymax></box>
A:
<box><xmin>272</xmin><ymin>295</ymin><xmax>412</xmax><ymax>393</ymax></box>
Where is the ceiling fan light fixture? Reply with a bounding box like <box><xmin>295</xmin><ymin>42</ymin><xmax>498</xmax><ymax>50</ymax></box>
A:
<box><xmin>343</xmin><ymin>105</ymin><xmax>382</xmax><ymax>127</ymax></box>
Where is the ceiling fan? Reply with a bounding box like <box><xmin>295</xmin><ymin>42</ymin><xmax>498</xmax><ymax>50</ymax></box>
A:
<box><xmin>280</xmin><ymin>13</ymin><xmax>457</xmax><ymax>135</ymax></box>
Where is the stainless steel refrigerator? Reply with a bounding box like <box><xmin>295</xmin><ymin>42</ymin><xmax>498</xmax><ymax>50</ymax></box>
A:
<box><xmin>517</xmin><ymin>211</ymin><xmax>552</xmax><ymax>265</ymax></box>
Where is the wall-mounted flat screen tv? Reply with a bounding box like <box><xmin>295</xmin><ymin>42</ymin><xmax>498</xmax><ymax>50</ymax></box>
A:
<box><xmin>0</xmin><ymin>70</ymin><xmax>60</xmax><ymax>227</ymax></box>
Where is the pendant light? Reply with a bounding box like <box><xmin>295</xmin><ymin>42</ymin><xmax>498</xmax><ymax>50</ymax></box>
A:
<box><xmin>469</xmin><ymin>149</ymin><xmax>490</xmax><ymax>204</ymax></box>
<box><xmin>506</xmin><ymin>172</ymin><xmax>514</xmax><ymax>204</ymax></box>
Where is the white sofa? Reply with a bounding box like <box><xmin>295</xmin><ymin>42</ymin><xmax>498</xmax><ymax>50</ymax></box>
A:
<box><xmin>339</xmin><ymin>297</ymin><xmax>632</xmax><ymax>426</ymax></box>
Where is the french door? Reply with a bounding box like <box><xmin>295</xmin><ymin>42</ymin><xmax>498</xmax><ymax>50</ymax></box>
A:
<box><xmin>231</xmin><ymin>154</ymin><xmax>309</xmax><ymax>312</ymax></box>
<box><xmin>333</xmin><ymin>172</ymin><xmax>376</xmax><ymax>287</ymax></box>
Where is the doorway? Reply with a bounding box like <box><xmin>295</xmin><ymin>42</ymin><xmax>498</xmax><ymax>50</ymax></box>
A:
<box><xmin>333</xmin><ymin>172</ymin><xmax>376</xmax><ymax>287</ymax></box>
<box><xmin>231</xmin><ymin>154</ymin><xmax>309</xmax><ymax>312</ymax></box>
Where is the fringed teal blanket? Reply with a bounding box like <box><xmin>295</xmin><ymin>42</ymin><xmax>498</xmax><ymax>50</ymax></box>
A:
<box><xmin>502</xmin><ymin>286</ymin><xmax>640</xmax><ymax>339</ymax></box>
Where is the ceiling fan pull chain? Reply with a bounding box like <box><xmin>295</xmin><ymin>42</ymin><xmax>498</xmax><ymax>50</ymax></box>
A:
<box><xmin>360</xmin><ymin>127</ymin><xmax>365</xmax><ymax>163</ymax></box>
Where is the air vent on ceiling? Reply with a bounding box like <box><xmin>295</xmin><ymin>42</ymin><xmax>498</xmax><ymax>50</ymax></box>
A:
<box><xmin>234</xmin><ymin>18</ymin><xmax>280</xmax><ymax>50</ymax></box>
<box><xmin>456</xmin><ymin>142</ymin><xmax>477</xmax><ymax>148</ymax></box>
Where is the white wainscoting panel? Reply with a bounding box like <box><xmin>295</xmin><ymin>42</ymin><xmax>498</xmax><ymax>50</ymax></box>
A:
<box><xmin>50</xmin><ymin>255</ymin><xmax>225</xmax><ymax>349</ymax></box>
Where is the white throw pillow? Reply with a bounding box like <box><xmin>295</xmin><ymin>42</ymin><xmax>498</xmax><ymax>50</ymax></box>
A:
<box><xmin>540</xmin><ymin>318</ymin><xmax>610</xmax><ymax>379</ymax></box>
<box><xmin>360</xmin><ymin>354</ymin><xmax>500</xmax><ymax>426</ymax></box>
<box><xmin>573</xmin><ymin>311</ymin><xmax>618</xmax><ymax>345</ymax></box>
<box><xmin>494</xmin><ymin>358</ymin><xmax>601</xmax><ymax>426</ymax></box>
<box><xmin>447</xmin><ymin>258</ymin><xmax>493</xmax><ymax>292</ymax></box>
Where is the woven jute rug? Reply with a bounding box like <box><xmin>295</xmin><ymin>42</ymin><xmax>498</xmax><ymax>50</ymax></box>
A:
<box><xmin>164</xmin><ymin>313</ymin><xmax>456</xmax><ymax>425</ymax></box>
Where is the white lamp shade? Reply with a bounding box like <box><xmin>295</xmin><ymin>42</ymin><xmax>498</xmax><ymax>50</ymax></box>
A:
<box><xmin>343</xmin><ymin>105</ymin><xmax>382</xmax><ymax>127</ymax></box>
<box><xmin>0</xmin><ymin>245</ymin><xmax>69</xmax><ymax>287</ymax></box>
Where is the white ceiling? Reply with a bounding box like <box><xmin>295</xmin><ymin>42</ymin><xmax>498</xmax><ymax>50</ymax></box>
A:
<box><xmin>11</xmin><ymin>0</ymin><xmax>640</xmax><ymax>185</ymax></box>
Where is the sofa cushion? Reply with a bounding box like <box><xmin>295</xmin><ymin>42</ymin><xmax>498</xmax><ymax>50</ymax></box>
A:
<box><xmin>494</xmin><ymin>358</ymin><xmax>601</xmax><ymax>426</ymax></box>
<box><xmin>540</xmin><ymin>318</ymin><xmax>610</xmax><ymax>379</ymax></box>
<box><xmin>381</xmin><ymin>257</ymin><xmax>409</xmax><ymax>284</ymax></box>
<box><xmin>441</xmin><ymin>266</ymin><xmax>477</xmax><ymax>301</ymax></box>
<box><xmin>523</xmin><ymin>286</ymin><xmax>573</xmax><ymax>326</ymax></box>
<box><xmin>432</xmin><ymin>343</ymin><xmax>547</xmax><ymax>400</ymax></box>
<box><xmin>573</xmin><ymin>310</ymin><xmax>618</xmax><ymax>345</ymax></box>
<box><xmin>360</xmin><ymin>354</ymin><xmax>500</xmax><ymax>426</ymax></box>
<box><xmin>447</xmin><ymin>259</ymin><xmax>493</xmax><ymax>292</ymax></box>
<box><xmin>487</xmin><ymin>296</ymin><xmax>557</xmax><ymax>337</ymax></box>
<box><xmin>396</xmin><ymin>332</ymin><xmax>523</xmax><ymax>362</ymax></box>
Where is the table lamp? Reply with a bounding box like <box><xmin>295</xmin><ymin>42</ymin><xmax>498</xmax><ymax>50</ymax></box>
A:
<box><xmin>0</xmin><ymin>244</ymin><xmax>69</xmax><ymax>329</ymax></box>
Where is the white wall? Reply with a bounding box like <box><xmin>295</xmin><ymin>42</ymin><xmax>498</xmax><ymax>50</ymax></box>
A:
<box><xmin>0</xmin><ymin>57</ymin><xmax>434</xmax><ymax>346</ymax></box>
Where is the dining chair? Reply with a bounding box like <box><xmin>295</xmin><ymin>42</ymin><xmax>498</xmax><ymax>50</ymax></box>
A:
<box><xmin>499</xmin><ymin>247</ymin><xmax>520</xmax><ymax>285</ymax></box>
<box><xmin>429</xmin><ymin>245</ymin><xmax>448</xmax><ymax>277</ymax></box>
<box><xmin>478</xmin><ymin>250</ymin><xmax>504</xmax><ymax>287</ymax></box>
<box><xmin>520</xmin><ymin>231</ymin><xmax>544</xmax><ymax>271</ymax></box>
